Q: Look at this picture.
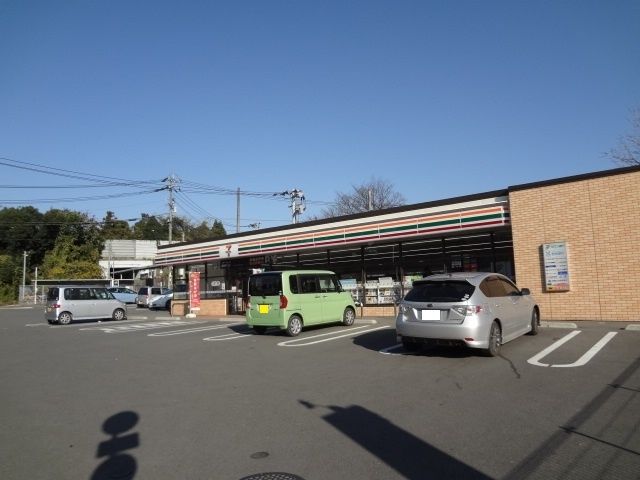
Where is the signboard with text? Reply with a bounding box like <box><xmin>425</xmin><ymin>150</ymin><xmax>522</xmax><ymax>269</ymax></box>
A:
<box><xmin>542</xmin><ymin>242</ymin><xmax>570</xmax><ymax>292</ymax></box>
<box><xmin>189</xmin><ymin>272</ymin><xmax>201</xmax><ymax>310</ymax></box>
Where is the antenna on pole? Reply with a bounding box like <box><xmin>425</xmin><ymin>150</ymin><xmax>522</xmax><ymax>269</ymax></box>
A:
<box><xmin>289</xmin><ymin>189</ymin><xmax>306</xmax><ymax>224</ymax></box>
<box><xmin>273</xmin><ymin>189</ymin><xmax>306</xmax><ymax>224</ymax></box>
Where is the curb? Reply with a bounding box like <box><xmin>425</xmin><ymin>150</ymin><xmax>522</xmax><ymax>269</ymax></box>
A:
<box><xmin>541</xmin><ymin>321</ymin><xmax>578</xmax><ymax>329</ymax></box>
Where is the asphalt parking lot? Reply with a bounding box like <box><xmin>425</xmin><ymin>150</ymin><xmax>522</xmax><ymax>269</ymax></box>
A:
<box><xmin>1</xmin><ymin>305</ymin><xmax>639</xmax><ymax>480</ymax></box>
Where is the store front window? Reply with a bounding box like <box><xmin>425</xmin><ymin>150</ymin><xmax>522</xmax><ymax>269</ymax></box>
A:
<box><xmin>363</xmin><ymin>244</ymin><xmax>401</xmax><ymax>305</ymax></box>
<box><xmin>329</xmin><ymin>247</ymin><xmax>364</xmax><ymax>305</ymax></box>
<box><xmin>298</xmin><ymin>250</ymin><xmax>328</xmax><ymax>268</ymax></box>
<box><xmin>166</xmin><ymin>227</ymin><xmax>513</xmax><ymax>309</ymax></box>
<box><xmin>205</xmin><ymin>262</ymin><xmax>226</xmax><ymax>298</ymax></box>
<box><xmin>270</xmin><ymin>253</ymin><xmax>298</xmax><ymax>270</ymax></box>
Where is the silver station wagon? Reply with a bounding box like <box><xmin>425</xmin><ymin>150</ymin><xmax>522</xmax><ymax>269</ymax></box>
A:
<box><xmin>396</xmin><ymin>272</ymin><xmax>539</xmax><ymax>356</ymax></box>
<box><xmin>45</xmin><ymin>286</ymin><xmax>127</xmax><ymax>325</ymax></box>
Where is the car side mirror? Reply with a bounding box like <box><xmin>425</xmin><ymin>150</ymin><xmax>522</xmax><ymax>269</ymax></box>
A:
<box><xmin>521</xmin><ymin>288</ymin><xmax>531</xmax><ymax>296</ymax></box>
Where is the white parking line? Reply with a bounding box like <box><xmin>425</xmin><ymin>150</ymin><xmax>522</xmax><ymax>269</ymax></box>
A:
<box><xmin>380</xmin><ymin>344</ymin><xmax>406</xmax><ymax>355</ymax></box>
<box><xmin>527</xmin><ymin>330</ymin><xmax>618</xmax><ymax>367</ymax></box>
<box><xmin>149</xmin><ymin>323</ymin><xmax>244</xmax><ymax>337</ymax></box>
<box><xmin>79</xmin><ymin>320</ymin><xmax>202</xmax><ymax>333</ymax></box>
<box><xmin>203</xmin><ymin>329</ymin><xmax>253</xmax><ymax>341</ymax></box>
<box><xmin>278</xmin><ymin>325</ymin><xmax>390</xmax><ymax>347</ymax></box>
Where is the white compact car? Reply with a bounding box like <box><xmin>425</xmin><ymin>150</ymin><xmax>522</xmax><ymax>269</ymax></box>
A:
<box><xmin>396</xmin><ymin>272</ymin><xmax>539</xmax><ymax>356</ymax></box>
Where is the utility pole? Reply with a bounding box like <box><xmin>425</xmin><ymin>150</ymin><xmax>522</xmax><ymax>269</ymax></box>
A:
<box><xmin>33</xmin><ymin>266</ymin><xmax>38</xmax><ymax>305</ymax></box>
<box><xmin>21</xmin><ymin>251</ymin><xmax>28</xmax><ymax>303</ymax></box>
<box><xmin>164</xmin><ymin>175</ymin><xmax>178</xmax><ymax>243</ymax></box>
<box><xmin>236</xmin><ymin>187</ymin><xmax>240</xmax><ymax>233</ymax></box>
<box><xmin>274</xmin><ymin>189</ymin><xmax>306</xmax><ymax>224</ymax></box>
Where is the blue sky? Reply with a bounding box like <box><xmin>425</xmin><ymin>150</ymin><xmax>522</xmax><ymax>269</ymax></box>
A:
<box><xmin>1</xmin><ymin>1</ymin><xmax>639</xmax><ymax>232</ymax></box>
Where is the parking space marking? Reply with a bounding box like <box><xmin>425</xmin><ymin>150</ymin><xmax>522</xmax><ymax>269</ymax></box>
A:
<box><xmin>278</xmin><ymin>325</ymin><xmax>390</xmax><ymax>347</ymax></box>
<box><xmin>203</xmin><ymin>328</ymin><xmax>253</xmax><ymax>341</ymax></box>
<box><xmin>149</xmin><ymin>323</ymin><xmax>244</xmax><ymax>337</ymax></box>
<box><xmin>79</xmin><ymin>320</ymin><xmax>203</xmax><ymax>333</ymax></box>
<box><xmin>527</xmin><ymin>330</ymin><xmax>618</xmax><ymax>367</ymax></box>
<box><xmin>380</xmin><ymin>344</ymin><xmax>407</xmax><ymax>355</ymax></box>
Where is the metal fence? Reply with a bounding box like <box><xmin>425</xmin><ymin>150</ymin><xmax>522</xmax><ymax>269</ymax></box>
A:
<box><xmin>19</xmin><ymin>286</ymin><xmax>48</xmax><ymax>305</ymax></box>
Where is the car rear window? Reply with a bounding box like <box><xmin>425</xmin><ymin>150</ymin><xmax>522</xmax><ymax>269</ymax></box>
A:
<box><xmin>47</xmin><ymin>288</ymin><xmax>59</xmax><ymax>301</ymax></box>
<box><xmin>249</xmin><ymin>273</ymin><xmax>282</xmax><ymax>296</ymax></box>
<box><xmin>404</xmin><ymin>280</ymin><xmax>475</xmax><ymax>302</ymax></box>
<box><xmin>138</xmin><ymin>287</ymin><xmax>147</xmax><ymax>295</ymax></box>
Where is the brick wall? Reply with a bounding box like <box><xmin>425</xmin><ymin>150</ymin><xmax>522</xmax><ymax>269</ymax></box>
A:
<box><xmin>510</xmin><ymin>170</ymin><xmax>640</xmax><ymax>321</ymax></box>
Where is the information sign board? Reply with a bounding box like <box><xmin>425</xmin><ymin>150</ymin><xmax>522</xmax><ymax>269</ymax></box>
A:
<box><xmin>543</xmin><ymin>242</ymin><xmax>570</xmax><ymax>292</ymax></box>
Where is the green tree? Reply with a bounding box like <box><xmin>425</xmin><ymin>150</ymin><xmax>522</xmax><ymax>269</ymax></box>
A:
<box><xmin>0</xmin><ymin>254</ymin><xmax>20</xmax><ymax>303</ymax></box>
<box><xmin>133</xmin><ymin>214</ymin><xmax>165</xmax><ymax>240</ymax></box>
<box><xmin>32</xmin><ymin>209</ymin><xmax>99</xmax><ymax>267</ymax></box>
<box><xmin>101</xmin><ymin>211</ymin><xmax>132</xmax><ymax>239</ymax></box>
<box><xmin>210</xmin><ymin>220</ymin><xmax>226</xmax><ymax>238</ymax></box>
<box><xmin>41</xmin><ymin>234</ymin><xmax>104</xmax><ymax>279</ymax></box>
<box><xmin>190</xmin><ymin>221</ymin><xmax>213</xmax><ymax>241</ymax></box>
<box><xmin>0</xmin><ymin>206</ymin><xmax>42</xmax><ymax>257</ymax></box>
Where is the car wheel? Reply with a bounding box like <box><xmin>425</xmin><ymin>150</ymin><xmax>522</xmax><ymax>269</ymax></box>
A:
<box><xmin>112</xmin><ymin>308</ymin><xmax>126</xmax><ymax>321</ymax></box>
<box><xmin>286</xmin><ymin>315</ymin><xmax>303</xmax><ymax>337</ymax></box>
<box><xmin>58</xmin><ymin>312</ymin><xmax>72</xmax><ymax>325</ymax></box>
<box><xmin>165</xmin><ymin>300</ymin><xmax>171</xmax><ymax>311</ymax></box>
<box><xmin>342</xmin><ymin>307</ymin><xmax>355</xmax><ymax>326</ymax></box>
<box><xmin>527</xmin><ymin>309</ymin><xmax>540</xmax><ymax>335</ymax></box>
<box><xmin>402</xmin><ymin>338</ymin><xmax>421</xmax><ymax>352</ymax></box>
<box><xmin>253</xmin><ymin>326</ymin><xmax>267</xmax><ymax>335</ymax></box>
<box><xmin>483</xmin><ymin>321</ymin><xmax>502</xmax><ymax>357</ymax></box>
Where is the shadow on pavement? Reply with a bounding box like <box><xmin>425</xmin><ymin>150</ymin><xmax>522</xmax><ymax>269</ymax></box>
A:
<box><xmin>299</xmin><ymin>400</ymin><xmax>492</xmax><ymax>480</ymax></box>
<box><xmin>90</xmin><ymin>411</ymin><xmax>140</xmax><ymax>480</ymax></box>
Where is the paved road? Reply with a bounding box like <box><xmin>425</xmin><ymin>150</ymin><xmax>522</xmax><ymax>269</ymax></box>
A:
<box><xmin>1</xmin><ymin>306</ymin><xmax>638</xmax><ymax>480</ymax></box>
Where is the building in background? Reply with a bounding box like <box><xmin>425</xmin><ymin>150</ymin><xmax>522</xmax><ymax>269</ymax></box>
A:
<box><xmin>100</xmin><ymin>240</ymin><xmax>169</xmax><ymax>287</ymax></box>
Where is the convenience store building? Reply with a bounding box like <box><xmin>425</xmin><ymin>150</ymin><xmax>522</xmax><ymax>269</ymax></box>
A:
<box><xmin>156</xmin><ymin>166</ymin><xmax>640</xmax><ymax>322</ymax></box>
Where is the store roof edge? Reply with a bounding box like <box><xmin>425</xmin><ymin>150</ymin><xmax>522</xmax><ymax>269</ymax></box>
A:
<box><xmin>158</xmin><ymin>188</ymin><xmax>509</xmax><ymax>250</ymax></box>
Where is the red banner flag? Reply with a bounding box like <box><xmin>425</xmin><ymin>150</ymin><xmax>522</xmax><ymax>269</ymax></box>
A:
<box><xmin>189</xmin><ymin>272</ymin><xmax>201</xmax><ymax>310</ymax></box>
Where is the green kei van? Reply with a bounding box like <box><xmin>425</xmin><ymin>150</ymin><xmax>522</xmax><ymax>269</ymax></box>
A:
<box><xmin>246</xmin><ymin>270</ymin><xmax>357</xmax><ymax>336</ymax></box>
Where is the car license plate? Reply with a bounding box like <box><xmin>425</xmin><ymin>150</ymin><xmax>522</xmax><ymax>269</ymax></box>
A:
<box><xmin>258</xmin><ymin>304</ymin><xmax>269</xmax><ymax>314</ymax></box>
<box><xmin>421</xmin><ymin>309</ymin><xmax>440</xmax><ymax>321</ymax></box>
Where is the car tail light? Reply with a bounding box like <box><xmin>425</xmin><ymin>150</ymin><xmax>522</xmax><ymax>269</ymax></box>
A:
<box><xmin>280</xmin><ymin>295</ymin><xmax>288</xmax><ymax>309</ymax></box>
<box><xmin>452</xmin><ymin>305</ymin><xmax>483</xmax><ymax>316</ymax></box>
<box><xmin>51</xmin><ymin>303</ymin><xmax>60</xmax><ymax>309</ymax></box>
<box><xmin>247</xmin><ymin>296</ymin><xmax>251</xmax><ymax>309</ymax></box>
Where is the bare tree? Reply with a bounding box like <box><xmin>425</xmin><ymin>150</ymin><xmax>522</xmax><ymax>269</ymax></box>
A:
<box><xmin>321</xmin><ymin>177</ymin><xmax>406</xmax><ymax>218</ymax></box>
<box><xmin>606</xmin><ymin>107</ymin><xmax>640</xmax><ymax>166</ymax></box>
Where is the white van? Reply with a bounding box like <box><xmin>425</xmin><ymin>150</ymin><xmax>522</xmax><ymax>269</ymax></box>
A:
<box><xmin>45</xmin><ymin>286</ymin><xmax>127</xmax><ymax>325</ymax></box>
<box><xmin>136</xmin><ymin>286</ymin><xmax>171</xmax><ymax>308</ymax></box>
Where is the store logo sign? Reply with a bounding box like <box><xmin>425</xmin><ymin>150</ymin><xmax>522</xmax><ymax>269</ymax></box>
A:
<box><xmin>219</xmin><ymin>244</ymin><xmax>239</xmax><ymax>258</ymax></box>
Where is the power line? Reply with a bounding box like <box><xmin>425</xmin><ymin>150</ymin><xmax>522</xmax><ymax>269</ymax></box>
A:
<box><xmin>0</xmin><ymin>218</ymin><xmax>139</xmax><ymax>226</ymax></box>
<box><xmin>0</xmin><ymin>157</ymin><xmax>162</xmax><ymax>186</ymax></box>
<box><xmin>0</xmin><ymin>188</ymin><xmax>163</xmax><ymax>204</ymax></box>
